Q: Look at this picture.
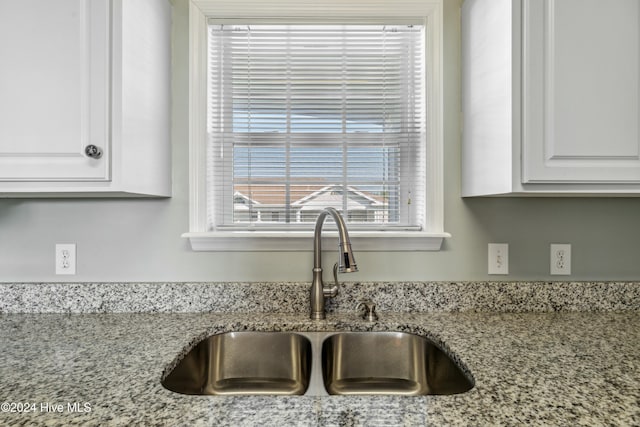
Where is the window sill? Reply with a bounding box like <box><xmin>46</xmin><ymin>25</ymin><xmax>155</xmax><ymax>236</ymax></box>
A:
<box><xmin>182</xmin><ymin>231</ymin><xmax>450</xmax><ymax>252</ymax></box>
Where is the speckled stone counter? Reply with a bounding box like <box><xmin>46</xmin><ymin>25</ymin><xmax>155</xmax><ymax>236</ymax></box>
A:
<box><xmin>0</xmin><ymin>311</ymin><xmax>639</xmax><ymax>426</ymax></box>
<box><xmin>1</xmin><ymin>281</ymin><xmax>639</xmax><ymax>313</ymax></box>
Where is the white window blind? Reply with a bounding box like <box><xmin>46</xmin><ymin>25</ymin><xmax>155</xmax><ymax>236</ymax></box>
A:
<box><xmin>207</xmin><ymin>24</ymin><xmax>425</xmax><ymax>231</ymax></box>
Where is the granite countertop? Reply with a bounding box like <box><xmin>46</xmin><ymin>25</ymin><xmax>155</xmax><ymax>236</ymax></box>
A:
<box><xmin>1</xmin><ymin>309</ymin><xmax>639</xmax><ymax>426</ymax></box>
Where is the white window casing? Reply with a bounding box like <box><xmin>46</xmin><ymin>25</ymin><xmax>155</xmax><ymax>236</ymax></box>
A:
<box><xmin>184</xmin><ymin>0</ymin><xmax>449</xmax><ymax>251</ymax></box>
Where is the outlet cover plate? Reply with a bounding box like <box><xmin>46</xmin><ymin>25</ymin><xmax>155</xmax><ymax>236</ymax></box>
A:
<box><xmin>488</xmin><ymin>243</ymin><xmax>509</xmax><ymax>275</ymax></box>
<box><xmin>550</xmin><ymin>243</ymin><xmax>571</xmax><ymax>275</ymax></box>
<box><xmin>55</xmin><ymin>243</ymin><xmax>76</xmax><ymax>275</ymax></box>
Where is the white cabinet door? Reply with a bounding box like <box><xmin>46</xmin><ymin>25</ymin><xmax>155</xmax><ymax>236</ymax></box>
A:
<box><xmin>522</xmin><ymin>0</ymin><xmax>640</xmax><ymax>183</ymax></box>
<box><xmin>0</xmin><ymin>0</ymin><xmax>109</xmax><ymax>181</ymax></box>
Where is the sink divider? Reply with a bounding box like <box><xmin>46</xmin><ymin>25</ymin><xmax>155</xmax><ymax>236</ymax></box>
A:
<box><xmin>297</xmin><ymin>331</ymin><xmax>336</xmax><ymax>396</ymax></box>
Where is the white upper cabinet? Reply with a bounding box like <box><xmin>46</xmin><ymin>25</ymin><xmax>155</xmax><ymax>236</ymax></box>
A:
<box><xmin>0</xmin><ymin>0</ymin><xmax>110</xmax><ymax>182</ymax></box>
<box><xmin>462</xmin><ymin>0</ymin><xmax>640</xmax><ymax>196</ymax></box>
<box><xmin>0</xmin><ymin>0</ymin><xmax>171</xmax><ymax>197</ymax></box>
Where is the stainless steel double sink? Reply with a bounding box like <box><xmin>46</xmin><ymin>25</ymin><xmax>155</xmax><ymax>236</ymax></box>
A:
<box><xmin>161</xmin><ymin>331</ymin><xmax>473</xmax><ymax>396</ymax></box>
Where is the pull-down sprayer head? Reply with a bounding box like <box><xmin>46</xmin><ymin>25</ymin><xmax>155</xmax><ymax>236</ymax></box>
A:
<box><xmin>338</xmin><ymin>241</ymin><xmax>357</xmax><ymax>273</ymax></box>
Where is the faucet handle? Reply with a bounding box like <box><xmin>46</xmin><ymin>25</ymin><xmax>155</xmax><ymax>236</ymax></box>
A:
<box><xmin>356</xmin><ymin>300</ymin><xmax>378</xmax><ymax>322</ymax></box>
<box><xmin>321</xmin><ymin>263</ymin><xmax>339</xmax><ymax>299</ymax></box>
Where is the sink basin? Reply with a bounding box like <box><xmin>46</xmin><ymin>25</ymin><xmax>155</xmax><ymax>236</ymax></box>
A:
<box><xmin>161</xmin><ymin>332</ymin><xmax>312</xmax><ymax>395</ymax></box>
<box><xmin>321</xmin><ymin>332</ymin><xmax>473</xmax><ymax>395</ymax></box>
<box><xmin>162</xmin><ymin>330</ymin><xmax>473</xmax><ymax>397</ymax></box>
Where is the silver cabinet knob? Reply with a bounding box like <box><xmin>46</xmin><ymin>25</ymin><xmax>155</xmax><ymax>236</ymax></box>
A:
<box><xmin>85</xmin><ymin>145</ymin><xmax>103</xmax><ymax>159</ymax></box>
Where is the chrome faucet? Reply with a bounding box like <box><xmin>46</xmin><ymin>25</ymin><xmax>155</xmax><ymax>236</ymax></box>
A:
<box><xmin>310</xmin><ymin>207</ymin><xmax>358</xmax><ymax>320</ymax></box>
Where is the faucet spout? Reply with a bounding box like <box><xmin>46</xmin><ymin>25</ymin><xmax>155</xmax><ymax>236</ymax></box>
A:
<box><xmin>310</xmin><ymin>207</ymin><xmax>358</xmax><ymax>320</ymax></box>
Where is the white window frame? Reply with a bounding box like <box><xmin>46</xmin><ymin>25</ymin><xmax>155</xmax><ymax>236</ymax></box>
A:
<box><xmin>183</xmin><ymin>0</ymin><xmax>449</xmax><ymax>251</ymax></box>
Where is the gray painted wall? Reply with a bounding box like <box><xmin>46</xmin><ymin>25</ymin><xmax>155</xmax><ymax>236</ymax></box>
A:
<box><xmin>1</xmin><ymin>0</ymin><xmax>640</xmax><ymax>283</ymax></box>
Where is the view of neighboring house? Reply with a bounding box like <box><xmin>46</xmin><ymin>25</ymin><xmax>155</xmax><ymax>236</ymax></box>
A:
<box><xmin>233</xmin><ymin>184</ymin><xmax>388</xmax><ymax>224</ymax></box>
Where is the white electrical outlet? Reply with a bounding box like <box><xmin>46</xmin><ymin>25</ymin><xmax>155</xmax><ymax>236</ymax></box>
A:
<box><xmin>488</xmin><ymin>243</ymin><xmax>509</xmax><ymax>275</ymax></box>
<box><xmin>55</xmin><ymin>244</ymin><xmax>76</xmax><ymax>275</ymax></box>
<box><xmin>550</xmin><ymin>244</ymin><xmax>571</xmax><ymax>275</ymax></box>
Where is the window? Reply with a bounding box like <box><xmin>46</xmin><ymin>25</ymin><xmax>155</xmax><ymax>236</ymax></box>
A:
<box><xmin>208</xmin><ymin>24</ymin><xmax>424</xmax><ymax>231</ymax></box>
<box><xmin>185</xmin><ymin>0</ymin><xmax>448</xmax><ymax>251</ymax></box>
